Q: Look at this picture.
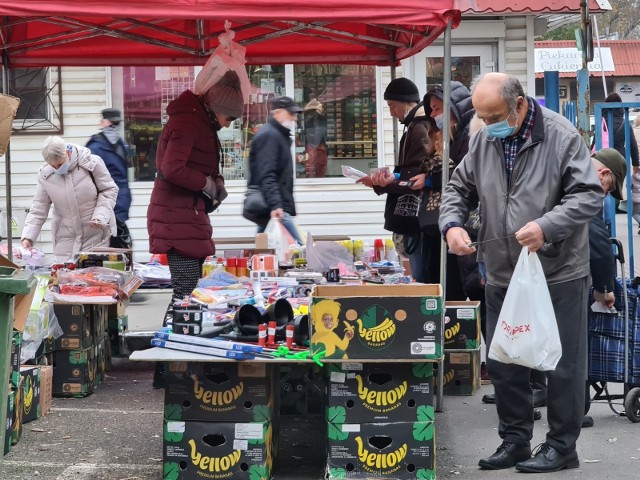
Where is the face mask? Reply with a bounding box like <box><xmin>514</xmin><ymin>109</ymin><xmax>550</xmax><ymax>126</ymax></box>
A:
<box><xmin>284</xmin><ymin>120</ymin><xmax>297</xmax><ymax>133</ymax></box>
<box><xmin>486</xmin><ymin>113</ymin><xmax>518</xmax><ymax>139</ymax></box>
<box><xmin>434</xmin><ymin>113</ymin><xmax>444</xmax><ymax>130</ymax></box>
<box><xmin>55</xmin><ymin>161</ymin><xmax>70</xmax><ymax>175</ymax></box>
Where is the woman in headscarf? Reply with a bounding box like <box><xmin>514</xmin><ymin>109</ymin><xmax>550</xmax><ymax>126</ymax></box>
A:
<box><xmin>147</xmin><ymin>70</ymin><xmax>244</xmax><ymax>321</ymax></box>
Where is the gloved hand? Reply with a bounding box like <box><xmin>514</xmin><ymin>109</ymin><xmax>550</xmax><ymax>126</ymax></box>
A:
<box><xmin>203</xmin><ymin>176</ymin><xmax>217</xmax><ymax>198</ymax></box>
<box><xmin>214</xmin><ymin>176</ymin><xmax>228</xmax><ymax>203</ymax></box>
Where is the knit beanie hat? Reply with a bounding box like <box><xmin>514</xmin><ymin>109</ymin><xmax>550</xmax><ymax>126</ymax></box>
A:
<box><xmin>205</xmin><ymin>70</ymin><xmax>244</xmax><ymax>119</ymax></box>
<box><xmin>384</xmin><ymin>78</ymin><xmax>420</xmax><ymax>103</ymax></box>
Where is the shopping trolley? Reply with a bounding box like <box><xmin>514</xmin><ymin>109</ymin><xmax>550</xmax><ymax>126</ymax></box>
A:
<box><xmin>587</xmin><ymin>238</ymin><xmax>640</xmax><ymax>422</ymax></box>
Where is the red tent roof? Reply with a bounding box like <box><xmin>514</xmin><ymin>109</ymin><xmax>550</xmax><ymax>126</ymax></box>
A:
<box><xmin>0</xmin><ymin>0</ymin><xmax>461</xmax><ymax>67</ymax></box>
<box><xmin>465</xmin><ymin>0</ymin><xmax>610</xmax><ymax>14</ymax></box>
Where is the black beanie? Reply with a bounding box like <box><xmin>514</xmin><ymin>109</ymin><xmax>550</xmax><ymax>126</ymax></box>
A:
<box><xmin>384</xmin><ymin>78</ymin><xmax>420</xmax><ymax>103</ymax></box>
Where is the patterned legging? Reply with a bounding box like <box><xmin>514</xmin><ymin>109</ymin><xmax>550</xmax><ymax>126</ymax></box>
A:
<box><xmin>164</xmin><ymin>249</ymin><xmax>205</xmax><ymax>325</ymax></box>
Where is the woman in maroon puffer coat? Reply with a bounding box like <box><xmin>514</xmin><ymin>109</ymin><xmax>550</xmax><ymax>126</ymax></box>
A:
<box><xmin>147</xmin><ymin>70</ymin><xmax>244</xmax><ymax>319</ymax></box>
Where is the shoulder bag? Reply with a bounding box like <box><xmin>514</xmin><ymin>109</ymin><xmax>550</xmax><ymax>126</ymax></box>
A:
<box><xmin>383</xmin><ymin>165</ymin><xmax>422</xmax><ymax>235</ymax></box>
<box><xmin>242</xmin><ymin>185</ymin><xmax>271</xmax><ymax>224</ymax></box>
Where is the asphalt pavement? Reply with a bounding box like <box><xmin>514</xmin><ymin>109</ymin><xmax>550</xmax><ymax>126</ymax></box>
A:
<box><xmin>1</xmin><ymin>213</ymin><xmax>640</xmax><ymax>479</ymax></box>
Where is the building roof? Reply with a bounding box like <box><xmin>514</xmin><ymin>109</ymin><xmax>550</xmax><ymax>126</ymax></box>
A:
<box><xmin>464</xmin><ymin>0</ymin><xmax>610</xmax><ymax>14</ymax></box>
<box><xmin>535</xmin><ymin>40</ymin><xmax>640</xmax><ymax>78</ymax></box>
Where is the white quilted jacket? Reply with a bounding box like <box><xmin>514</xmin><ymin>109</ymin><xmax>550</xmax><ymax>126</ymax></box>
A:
<box><xmin>22</xmin><ymin>144</ymin><xmax>118</xmax><ymax>263</ymax></box>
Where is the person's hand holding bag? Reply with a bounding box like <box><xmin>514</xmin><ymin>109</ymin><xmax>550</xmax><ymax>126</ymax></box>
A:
<box><xmin>214</xmin><ymin>176</ymin><xmax>228</xmax><ymax>203</ymax></box>
<box><xmin>203</xmin><ymin>176</ymin><xmax>217</xmax><ymax>198</ymax></box>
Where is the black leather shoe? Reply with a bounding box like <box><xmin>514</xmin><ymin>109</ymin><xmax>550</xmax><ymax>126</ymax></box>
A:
<box><xmin>532</xmin><ymin>388</ymin><xmax>547</xmax><ymax>407</ymax></box>
<box><xmin>582</xmin><ymin>415</ymin><xmax>594</xmax><ymax>428</ymax></box>
<box><xmin>478</xmin><ymin>442</ymin><xmax>532</xmax><ymax>470</ymax></box>
<box><xmin>482</xmin><ymin>393</ymin><xmax>496</xmax><ymax>404</ymax></box>
<box><xmin>515</xmin><ymin>443</ymin><xmax>579</xmax><ymax>473</ymax></box>
<box><xmin>533</xmin><ymin>409</ymin><xmax>542</xmax><ymax>421</ymax></box>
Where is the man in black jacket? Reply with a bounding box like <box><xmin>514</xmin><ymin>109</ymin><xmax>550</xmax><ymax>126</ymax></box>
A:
<box><xmin>247</xmin><ymin>96</ymin><xmax>303</xmax><ymax>244</ymax></box>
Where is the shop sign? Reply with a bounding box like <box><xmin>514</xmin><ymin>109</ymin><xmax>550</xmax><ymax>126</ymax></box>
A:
<box><xmin>534</xmin><ymin>48</ymin><xmax>615</xmax><ymax>73</ymax></box>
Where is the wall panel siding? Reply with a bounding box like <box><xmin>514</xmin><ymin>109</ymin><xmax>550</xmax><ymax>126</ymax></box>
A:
<box><xmin>0</xmin><ymin>67</ymin><xmax>108</xmax><ymax>252</ymax></box>
<box><xmin>505</xmin><ymin>17</ymin><xmax>529</xmax><ymax>92</ymax></box>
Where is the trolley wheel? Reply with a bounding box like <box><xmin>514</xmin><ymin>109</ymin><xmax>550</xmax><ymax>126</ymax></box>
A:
<box><xmin>623</xmin><ymin>387</ymin><xmax>640</xmax><ymax>423</ymax></box>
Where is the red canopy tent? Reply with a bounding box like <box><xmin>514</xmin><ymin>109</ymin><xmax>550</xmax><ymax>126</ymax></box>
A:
<box><xmin>0</xmin><ymin>0</ymin><xmax>464</xmax><ymax>406</ymax></box>
<box><xmin>0</xmin><ymin>0</ymin><xmax>461</xmax><ymax>67</ymax></box>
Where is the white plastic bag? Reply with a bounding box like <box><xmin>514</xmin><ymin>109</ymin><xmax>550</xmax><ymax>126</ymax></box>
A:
<box><xmin>265</xmin><ymin>219</ymin><xmax>295</xmax><ymax>263</ymax></box>
<box><xmin>488</xmin><ymin>246</ymin><xmax>562</xmax><ymax>371</ymax></box>
<box><xmin>193</xmin><ymin>21</ymin><xmax>251</xmax><ymax>102</ymax></box>
<box><xmin>305</xmin><ymin>233</ymin><xmax>354</xmax><ymax>273</ymax></box>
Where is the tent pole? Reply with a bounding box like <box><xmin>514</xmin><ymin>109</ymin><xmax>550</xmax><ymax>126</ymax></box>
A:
<box><xmin>390</xmin><ymin>52</ymin><xmax>398</xmax><ymax>162</ymax></box>
<box><xmin>436</xmin><ymin>18</ymin><xmax>453</xmax><ymax>413</ymax></box>
<box><xmin>1</xmin><ymin>61</ymin><xmax>13</xmax><ymax>261</ymax></box>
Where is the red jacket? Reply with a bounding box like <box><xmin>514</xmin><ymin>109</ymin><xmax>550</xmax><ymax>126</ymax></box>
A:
<box><xmin>147</xmin><ymin>90</ymin><xmax>220</xmax><ymax>258</ymax></box>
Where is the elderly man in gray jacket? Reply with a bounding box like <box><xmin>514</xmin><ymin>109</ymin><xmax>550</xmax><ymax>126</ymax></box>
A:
<box><xmin>440</xmin><ymin>73</ymin><xmax>603</xmax><ymax>473</ymax></box>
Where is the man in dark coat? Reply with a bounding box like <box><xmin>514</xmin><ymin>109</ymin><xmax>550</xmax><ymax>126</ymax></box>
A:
<box><xmin>247</xmin><ymin>96</ymin><xmax>303</xmax><ymax>244</ymax></box>
<box><xmin>86</xmin><ymin>108</ymin><xmax>131</xmax><ymax>222</ymax></box>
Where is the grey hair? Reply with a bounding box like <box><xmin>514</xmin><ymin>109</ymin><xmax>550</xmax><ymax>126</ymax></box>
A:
<box><xmin>501</xmin><ymin>75</ymin><xmax>525</xmax><ymax>114</ymax></box>
<box><xmin>42</xmin><ymin>136</ymin><xmax>67</xmax><ymax>164</ymax></box>
<box><xmin>471</xmin><ymin>73</ymin><xmax>524</xmax><ymax>114</ymax></box>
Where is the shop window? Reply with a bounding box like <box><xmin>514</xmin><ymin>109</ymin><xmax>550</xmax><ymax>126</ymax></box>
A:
<box><xmin>426</xmin><ymin>56</ymin><xmax>481</xmax><ymax>89</ymax></box>
<box><xmin>121</xmin><ymin>65</ymin><xmax>246</xmax><ymax>182</ymax></box>
<box><xmin>7</xmin><ymin>67</ymin><xmax>63</xmax><ymax>133</ymax></box>
<box><xmin>117</xmin><ymin>63</ymin><xmax>377</xmax><ymax>182</ymax></box>
<box><xmin>293</xmin><ymin>65</ymin><xmax>377</xmax><ymax>178</ymax></box>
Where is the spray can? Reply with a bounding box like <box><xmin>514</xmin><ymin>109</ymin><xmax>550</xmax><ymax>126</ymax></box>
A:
<box><xmin>373</xmin><ymin>238</ymin><xmax>384</xmax><ymax>262</ymax></box>
<box><xmin>258</xmin><ymin>324</ymin><xmax>267</xmax><ymax>346</ymax></box>
<box><xmin>385</xmin><ymin>238</ymin><xmax>398</xmax><ymax>262</ymax></box>
<box><xmin>286</xmin><ymin>324</ymin><xmax>295</xmax><ymax>348</ymax></box>
<box><xmin>267</xmin><ymin>321</ymin><xmax>276</xmax><ymax>344</ymax></box>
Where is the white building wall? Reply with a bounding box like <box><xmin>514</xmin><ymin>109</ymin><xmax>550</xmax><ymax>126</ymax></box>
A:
<box><xmin>1</xmin><ymin>67</ymin><xmax>108</xmax><ymax>257</ymax></box>
<box><xmin>504</xmin><ymin>16</ymin><xmax>533</xmax><ymax>94</ymax></box>
<box><xmin>1</xmin><ymin>16</ymin><xmax>537</xmax><ymax>263</ymax></box>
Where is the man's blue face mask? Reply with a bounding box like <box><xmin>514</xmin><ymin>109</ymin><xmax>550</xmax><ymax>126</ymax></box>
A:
<box><xmin>486</xmin><ymin>112</ymin><xmax>518</xmax><ymax>139</ymax></box>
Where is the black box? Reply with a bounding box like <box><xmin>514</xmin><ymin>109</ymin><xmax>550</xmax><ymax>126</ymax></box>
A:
<box><xmin>165</xmin><ymin>362</ymin><xmax>275</xmax><ymax>422</ymax></box>
<box><xmin>163</xmin><ymin>419</ymin><xmax>275</xmax><ymax>480</ymax></box>
<box><xmin>326</xmin><ymin>418</ymin><xmax>435</xmax><ymax>479</ymax></box>
<box><xmin>437</xmin><ymin>349</ymin><xmax>481</xmax><ymax>396</ymax></box>
<box><xmin>326</xmin><ymin>363</ymin><xmax>434</xmax><ymax>423</ymax></box>
<box><xmin>310</xmin><ymin>284</ymin><xmax>443</xmax><ymax>360</ymax></box>
<box><xmin>53</xmin><ymin>304</ymin><xmax>94</xmax><ymax>350</ymax></box>
<box><xmin>108</xmin><ymin>315</ymin><xmax>128</xmax><ymax>356</ymax></box>
<box><xmin>91</xmin><ymin>304</ymin><xmax>108</xmax><ymax>343</ymax></box>
<box><xmin>444</xmin><ymin>301</ymin><xmax>481</xmax><ymax>350</ymax></box>
<box><xmin>4</xmin><ymin>390</ymin><xmax>14</xmax><ymax>455</ymax></box>
<box><xmin>19</xmin><ymin>365</ymin><xmax>41</xmax><ymax>424</ymax></box>
<box><xmin>171</xmin><ymin>322</ymin><xmax>202</xmax><ymax>336</ymax></box>
<box><xmin>52</xmin><ymin>347</ymin><xmax>97</xmax><ymax>397</ymax></box>
<box><xmin>10</xmin><ymin>331</ymin><xmax>22</xmax><ymax>389</ymax></box>
<box><xmin>11</xmin><ymin>379</ymin><xmax>23</xmax><ymax>446</ymax></box>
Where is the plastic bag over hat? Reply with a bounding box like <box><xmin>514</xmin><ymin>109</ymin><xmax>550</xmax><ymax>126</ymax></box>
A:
<box><xmin>194</xmin><ymin>21</ymin><xmax>251</xmax><ymax>103</ymax></box>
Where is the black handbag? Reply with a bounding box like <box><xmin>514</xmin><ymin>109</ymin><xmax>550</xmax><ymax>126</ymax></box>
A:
<box><xmin>110</xmin><ymin>217</ymin><xmax>133</xmax><ymax>249</ymax></box>
<box><xmin>383</xmin><ymin>165</ymin><xmax>422</xmax><ymax>235</ymax></box>
<box><xmin>242</xmin><ymin>186</ymin><xmax>270</xmax><ymax>223</ymax></box>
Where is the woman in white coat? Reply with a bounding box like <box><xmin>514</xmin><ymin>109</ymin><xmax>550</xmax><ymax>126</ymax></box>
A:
<box><xmin>21</xmin><ymin>136</ymin><xmax>118</xmax><ymax>263</ymax></box>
